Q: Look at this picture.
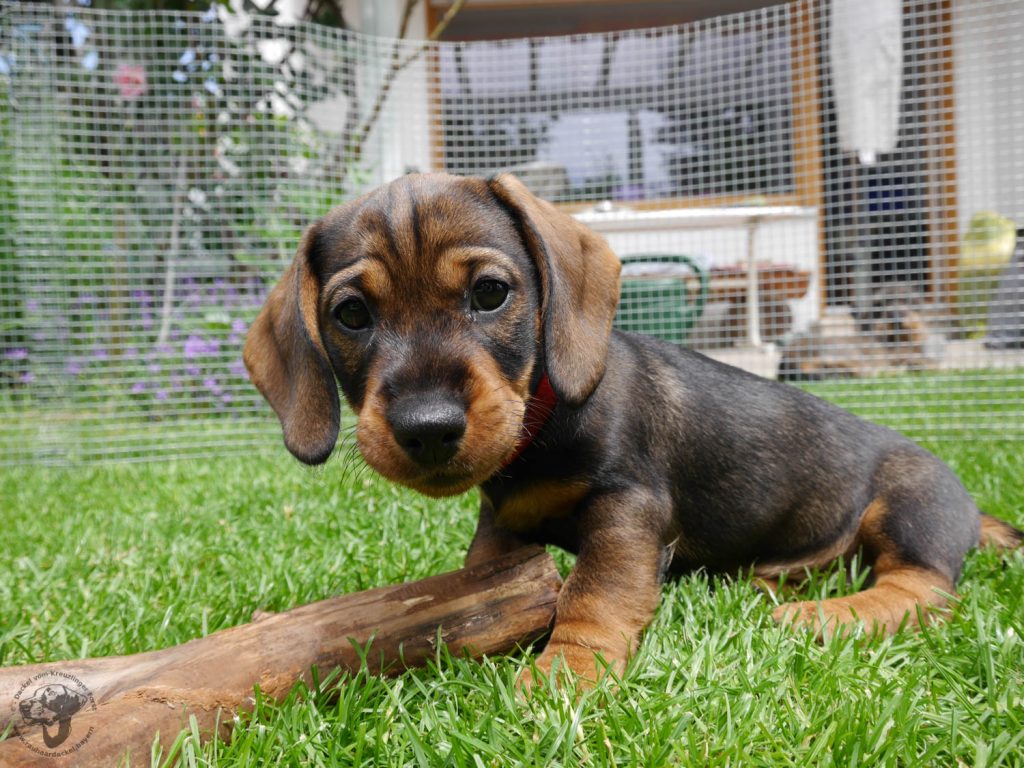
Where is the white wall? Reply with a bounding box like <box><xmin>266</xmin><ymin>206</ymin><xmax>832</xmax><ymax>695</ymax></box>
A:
<box><xmin>346</xmin><ymin>0</ymin><xmax>435</xmax><ymax>183</ymax></box>
<box><xmin>953</xmin><ymin>0</ymin><xmax>1024</xmax><ymax>233</ymax></box>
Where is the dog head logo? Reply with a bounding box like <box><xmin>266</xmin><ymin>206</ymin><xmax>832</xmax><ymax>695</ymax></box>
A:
<box><xmin>19</xmin><ymin>683</ymin><xmax>87</xmax><ymax>748</ymax></box>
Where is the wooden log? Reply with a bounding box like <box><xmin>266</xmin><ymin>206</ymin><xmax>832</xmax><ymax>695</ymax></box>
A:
<box><xmin>0</xmin><ymin>546</ymin><xmax>560</xmax><ymax>767</ymax></box>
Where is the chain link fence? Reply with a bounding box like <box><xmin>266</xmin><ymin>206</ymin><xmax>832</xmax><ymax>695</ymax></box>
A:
<box><xmin>1</xmin><ymin>0</ymin><xmax>1022</xmax><ymax>465</ymax></box>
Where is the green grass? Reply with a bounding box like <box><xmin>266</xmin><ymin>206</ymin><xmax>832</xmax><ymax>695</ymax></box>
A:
<box><xmin>1</xmin><ymin>437</ymin><xmax>1023</xmax><ymax>766</ymax></box>
<box><xmin>801</xmin><ymin>370</ymin><xmax>1024</xmax><ymax>441</ymax></box>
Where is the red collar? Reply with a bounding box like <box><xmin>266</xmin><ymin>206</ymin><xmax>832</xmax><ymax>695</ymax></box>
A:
<box><xmin>502</xmin><ymin>374</ymin><xmax>557</xmax><ymax>468</ymax></box>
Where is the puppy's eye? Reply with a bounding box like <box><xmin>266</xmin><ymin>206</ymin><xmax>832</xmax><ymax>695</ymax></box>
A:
<box><xmin>470</xmin><ymin>279</ymin><xmax>509</xmax><ymax>313</ymax></box>
<box><xmin>333</xmin><ymin>298</ymin><xmax>371</xmax><ymax>331</ymax></box>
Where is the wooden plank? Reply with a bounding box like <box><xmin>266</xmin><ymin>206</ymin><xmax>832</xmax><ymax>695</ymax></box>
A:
<box><xmin>426</xmin><ymin>0</ymin><xmax>446</xmax><ymax>172</ymax></box>
<box><xmin>789</xmin><ymin>0</ymin><xmax>827</xmax><ymax>312</ymax></box>
<box><xmin>557</xmin><ymin>192</ymin><xmax>802</xmax><ymax>214</ymax></box>
<box><xmin>928</xmin><ymin>0</ymin><xmax>960</xmax><ymax>309</ymax></box>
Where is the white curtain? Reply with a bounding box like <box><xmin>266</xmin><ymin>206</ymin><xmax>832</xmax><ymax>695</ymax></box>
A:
<box><xmin>829</xmin><ymin>0</ymin><xmax>903</xmax><ymax>164</ymax></box>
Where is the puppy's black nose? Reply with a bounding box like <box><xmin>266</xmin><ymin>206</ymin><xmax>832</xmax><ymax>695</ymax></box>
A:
<box><xmin>387</xmin><ymin>393</ymin><xmax>466</xmax><ymax>467</ymax></box>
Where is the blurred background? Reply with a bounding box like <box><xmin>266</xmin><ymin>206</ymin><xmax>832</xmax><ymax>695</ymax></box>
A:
<box><xmin>1</xmin><ymin>0</ymin><xmax>1022</xmax><ymax>464</ymax></box>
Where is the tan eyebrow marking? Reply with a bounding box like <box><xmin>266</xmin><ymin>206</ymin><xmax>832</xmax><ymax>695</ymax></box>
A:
<box><xmin>322</xmin><ymin>257</ymin><xmax>394</xmax><ymax>305</ymax></box>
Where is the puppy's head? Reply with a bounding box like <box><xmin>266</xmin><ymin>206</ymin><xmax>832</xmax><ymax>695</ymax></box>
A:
<box><xmin>244</xmin><ymin>173</ymin><xmax>620</xmax><ymax>496</ymax></box>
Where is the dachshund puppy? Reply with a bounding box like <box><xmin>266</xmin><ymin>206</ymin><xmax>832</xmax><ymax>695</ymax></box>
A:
<box><xmin>245</xmin><ymin>173</ymin><xmax>1022</xmax><ymax>685</ymax></box>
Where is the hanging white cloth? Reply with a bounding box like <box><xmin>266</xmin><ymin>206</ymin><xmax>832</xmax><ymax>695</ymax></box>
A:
<box><xmin>829</xmin><ymin>0</ymin><xmax>903</xmax><ymax>165</ymax></box>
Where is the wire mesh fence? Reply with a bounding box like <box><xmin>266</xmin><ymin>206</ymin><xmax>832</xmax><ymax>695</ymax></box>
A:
<box><xmin>1</xmin><ymin>0</ymin><xmax>1022</xmax><ymax>465</ymax></box>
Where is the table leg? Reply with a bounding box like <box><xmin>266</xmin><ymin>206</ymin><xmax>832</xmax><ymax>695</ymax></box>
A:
<box><xmin>746</xmin><ymin>217</ymin><xmax>764</xmax><ymax>347</ymax></box>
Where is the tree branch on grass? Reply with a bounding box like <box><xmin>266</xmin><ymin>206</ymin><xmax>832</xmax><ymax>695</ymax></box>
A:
<box><xmin>0</xmin><ymin>547</ymin><xmax>560</xmax><ymax>767</ymax></box>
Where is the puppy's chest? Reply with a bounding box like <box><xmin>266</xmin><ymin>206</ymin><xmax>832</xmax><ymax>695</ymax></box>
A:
<box><xmin>485</xmin><ymin>479</ymin><xmax>590</xmax><ymax>533</ymax></box>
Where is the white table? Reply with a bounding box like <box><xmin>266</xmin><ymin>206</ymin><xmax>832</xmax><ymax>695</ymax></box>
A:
<box><xmin>575</xmin><ymin>204</ymin><xmax>820</xmax><ymax>347</ymax></box>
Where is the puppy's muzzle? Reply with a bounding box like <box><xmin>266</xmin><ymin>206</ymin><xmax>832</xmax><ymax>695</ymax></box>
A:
<box><xmin>386</xmin><ymin>391</ymin><xmax>467</xmax><ymax>468</ymax></box>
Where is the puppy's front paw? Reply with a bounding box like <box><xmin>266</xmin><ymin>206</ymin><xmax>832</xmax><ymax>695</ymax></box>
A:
<box><xmin>773</xmin><ymin>599</ymin><xmax>864</xmax><ymax>639</ymax></box>
<box><xmin>518</xmin><ymin>638</ymin><xmax>628</xmax><ymax>693</ymax></box>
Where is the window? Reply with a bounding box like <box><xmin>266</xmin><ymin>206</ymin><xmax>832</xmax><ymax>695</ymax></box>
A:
<box><xmin>435</xmin><ymin>7</ymin><xmax>796</xmax><ymax>203</ymax></box>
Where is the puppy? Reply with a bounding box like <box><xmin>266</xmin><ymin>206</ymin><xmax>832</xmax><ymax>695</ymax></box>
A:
<box><xmin>245</xmin><ymin>173</ymin><xmax>1022</xmax><ymax>685</ymax></box>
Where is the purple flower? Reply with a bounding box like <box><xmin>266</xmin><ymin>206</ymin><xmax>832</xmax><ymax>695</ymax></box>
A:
<box><xmin>66</xmin><ymin>359</ymin><xmax>84</xmax><ymax>375</ymax></box>
<box><xmin>91</xmin><ymin>347</ymin><xmax>109</xmax><ymax>361</ymax></box>
<box><xmin>183</xmin><ymin>334</ymin><xmax>219</xmax><ymax>359</ymax></box>
<box><xmin>3</xmin><ymin>348</ymin><xmax>28</xmax><ymax>361</ymax></box>
<box><xmin>148</xmin><ymin>363</ymin><xmax>162</xmax><ymax>375</ymax></box>
<box><xmin>231</xmin><ymin>318</ymin><xmax>247</xmax><ymax>334</ymax></box>
<box><xmin>131</xmin><ymin>381</ymin><xmax>146</xmax><ymax>394</ymax></box>
<box><xmin>186</xmin><ymin>364</ymin><xmax>201</xmax><ymax>377</ymax></box>
<box><xmin>26</xmin><ymin>300</ymin><xmax>40</xmax><ymax>311</ymax></box>
<box><xmin>183</xmin><ymin>334</ymin><xmax>205</xmax><ymax>359</ymax></box>
<box><xmin>155</xmin><ymin>389</ymin><xmax>169</xmax><ymax>401</ymax></box>
<box><xmin>19</xmin><ymin>372</ymin><xmax>35</xmax><ymax>384</ymax></box>
<box><xmin>229</xmin><ymin>358</ymin><xmax>246</xmax><ymax>377</ymax></box>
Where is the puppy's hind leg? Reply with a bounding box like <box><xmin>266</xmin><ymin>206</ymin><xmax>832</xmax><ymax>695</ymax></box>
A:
<box><xmin>979</xmin><ymin>513</ymin><xmax>1024</xmax><ymax>551</ymax></box>
<box><xmin>774</xmin><ymin>450</ymin><xmax>980</xmax><ymax>637</ymax></box>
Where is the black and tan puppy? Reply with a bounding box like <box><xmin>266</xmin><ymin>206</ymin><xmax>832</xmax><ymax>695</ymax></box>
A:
<box><xmin>245</xmin><ymin>173</ymin><xmax>1022</xmax><ymax>685</ymax></box>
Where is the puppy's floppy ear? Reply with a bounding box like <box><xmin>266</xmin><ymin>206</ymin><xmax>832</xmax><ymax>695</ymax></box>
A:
<box><xmin>488</xmin><ymin>173</ymin><xmax>621</xmax><ymax>406</ymax></box>
<box><xmin>244</xmin><ymin>222</ymin><xmax>340</xmax><ymax>464</ymax></box>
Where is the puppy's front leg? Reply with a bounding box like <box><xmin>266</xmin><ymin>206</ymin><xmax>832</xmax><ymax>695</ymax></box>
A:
<box><xmin>465</xmin><ymin>498</ymin><xmax>529</xmax><ymax>569</ymax></box>
<box><xmin>528</xmin><ymin>490</ymin><xmax>669</xmax><ymax>687</ymax></box>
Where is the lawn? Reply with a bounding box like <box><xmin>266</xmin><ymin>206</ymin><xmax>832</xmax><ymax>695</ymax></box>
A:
<box><xmin>1</xmin><ymin>433</ymin><xmax>1023</xmax><ymax>766</ymax></box>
